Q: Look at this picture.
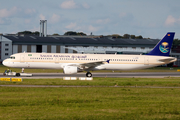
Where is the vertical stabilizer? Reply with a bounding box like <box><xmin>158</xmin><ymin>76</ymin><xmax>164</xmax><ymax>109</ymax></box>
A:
<box><xmin>147</xmin><ymin>32</ymin><xmax>175</xmax><ymax>56</ymax></box>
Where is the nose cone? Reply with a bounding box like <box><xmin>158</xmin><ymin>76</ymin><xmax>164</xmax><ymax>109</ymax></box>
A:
<box><xmin>2</xmin><ymin>60</ymin><xmax>8</xmax><ymax>67</ymax></box>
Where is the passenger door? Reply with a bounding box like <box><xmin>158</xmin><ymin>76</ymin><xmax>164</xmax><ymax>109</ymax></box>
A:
<box><xmin>144</xmin><ymin>57</ymin><xmax>149</xmax><ymax>65</ymax></box>
<box><xmin>20</xmin><ymin>54</ymin><xmax>25</xmax><ymax>63</ymax></box>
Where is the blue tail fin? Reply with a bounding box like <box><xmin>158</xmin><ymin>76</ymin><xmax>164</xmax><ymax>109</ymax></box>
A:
<box><xmin>147</xmin><ymin>32</ymin><xmax>175</xmax><ymax>56</ymax></box>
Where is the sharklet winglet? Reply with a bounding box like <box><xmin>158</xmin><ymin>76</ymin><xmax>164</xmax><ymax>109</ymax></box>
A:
<box><xmin>106</xmin><ymin>59</ymin><xmax>110</xmax><ymax>64</ymax></box>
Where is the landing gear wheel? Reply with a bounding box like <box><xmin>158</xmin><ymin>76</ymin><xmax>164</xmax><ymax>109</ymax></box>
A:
<box><xmin>86</xmin><ymin>72</ymin><xmax>92</xmax><ymax>77</ymax></box>
<box><xmin>16</xmin><ymin>73</ymin><xmax>20</xmax><ymax>77</ymax></box>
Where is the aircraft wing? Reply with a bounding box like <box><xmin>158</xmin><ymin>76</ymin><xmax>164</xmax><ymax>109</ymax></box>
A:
<box><xmin>69</xmin><ymin>60</ymin><xmax>110</xmax><ymax>70</ymax></box>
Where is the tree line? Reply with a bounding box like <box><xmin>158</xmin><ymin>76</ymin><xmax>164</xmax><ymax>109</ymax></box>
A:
<box><xmin>17</xmin><ymin>31</ymin><xmax>39</xmax><ymax>36</ymax></box>
<box><xmin>17</xmin><ymin>31</ymin><xmax>143</xmax><ymax>39</ymax></box>
<box><xmin>16</xmin><ymin>31</ymin><xmax>180</xmax><ymax>45</ymax></box>
<box><xmin>64</xmin><ymin>31</ymin><xmax>143</xmax><ymax>39</ymax></box>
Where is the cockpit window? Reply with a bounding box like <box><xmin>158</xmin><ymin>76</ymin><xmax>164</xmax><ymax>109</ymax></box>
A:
<box><xmin>10</xmin><ymin>56</ymin><xmax>15</xmax><ymax>59</ymax></box>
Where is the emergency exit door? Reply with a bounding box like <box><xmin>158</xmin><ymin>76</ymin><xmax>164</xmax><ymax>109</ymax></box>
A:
<box><xmin>55</xmin><ymin>57</ymin><xmax>59</xmax><ymax>63</ymax></box>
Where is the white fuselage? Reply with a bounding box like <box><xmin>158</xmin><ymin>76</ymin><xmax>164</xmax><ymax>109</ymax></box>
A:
<box><xmin>2</xmin><ymin>53</ymin><xmax>177</xmax><ymax>71</ymax></box>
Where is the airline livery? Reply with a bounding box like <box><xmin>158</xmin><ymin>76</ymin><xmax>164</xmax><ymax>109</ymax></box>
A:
<box><xmin>3</xmin><ymin>32</ymin><xmax>177</xmax><ymax>77</ymax></box>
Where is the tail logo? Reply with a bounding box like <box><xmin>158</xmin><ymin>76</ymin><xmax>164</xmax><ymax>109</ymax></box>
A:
<box><xmin>159</xmin><ymin>42</ymin><xmax>169</xmax><ymax>53</ymax></box>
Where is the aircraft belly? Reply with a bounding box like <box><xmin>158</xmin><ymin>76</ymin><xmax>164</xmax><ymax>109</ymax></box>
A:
<box><xmin>104</xmin><ymin>64</ymin><xmax>155</xmax><ymax>70</ymax></box>
<box><xmin>12</xmin><ymin>62</ymin><xmax>63</xmax><ymax>69</ymax></box>
<box><xmin>31</xmin><ymin>62</ymin><xmax>63</xmax><ymax>69</ymax></box>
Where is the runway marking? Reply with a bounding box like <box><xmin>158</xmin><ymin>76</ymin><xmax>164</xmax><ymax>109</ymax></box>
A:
<box><xmin>1</xmin><ymin>85</ymin><xmax>180</xmax><ymax>88</ymax></box>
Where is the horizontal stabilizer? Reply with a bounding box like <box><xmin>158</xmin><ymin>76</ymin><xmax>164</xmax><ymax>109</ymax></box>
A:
<box><xmin>159</xmin><ymin>58</ymin><xmax>177</xmax><ymax>63</ymax></box>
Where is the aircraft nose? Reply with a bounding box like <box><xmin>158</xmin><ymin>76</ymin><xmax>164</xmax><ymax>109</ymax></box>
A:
<box><xmin>2</xmin><ymin>60</ymin><xmax>8</xmax><ymax>66</ymax></box>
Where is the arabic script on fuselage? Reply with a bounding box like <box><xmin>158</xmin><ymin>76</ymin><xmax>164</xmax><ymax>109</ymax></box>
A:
<box><xmin>40</xmin><ymin>54</ymin><xmax>87</xmax><ymax>59</ymax></box>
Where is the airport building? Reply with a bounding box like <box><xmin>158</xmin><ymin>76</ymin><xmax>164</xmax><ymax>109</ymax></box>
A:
<box><xmin>0</xmin><ymin>34</ymin><xmax>157</xmax><ymax>53</ymax></box>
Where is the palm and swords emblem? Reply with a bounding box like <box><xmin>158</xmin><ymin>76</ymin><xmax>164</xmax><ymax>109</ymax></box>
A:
<box><xmin>159</xmin><ymin>42</ymin><xmax>169</xmax><ymax>53</ymax></box>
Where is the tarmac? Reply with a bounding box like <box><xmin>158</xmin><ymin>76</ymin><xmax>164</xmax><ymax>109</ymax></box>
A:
<box><xmin>1</xmin><ymin>72</ymin><xmax>180</xmax><ymax>78</ymax></box>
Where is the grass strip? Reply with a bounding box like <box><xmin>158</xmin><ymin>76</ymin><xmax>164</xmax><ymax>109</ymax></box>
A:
<box><xmin>0</xmin><ymin>87</ymin><xmax>180</xmax><ymax>119</ymax></box>
<box><xmin>1</xmin><ymin>77</ymin><xmax>180</xmax><ymax>87</ymax></box>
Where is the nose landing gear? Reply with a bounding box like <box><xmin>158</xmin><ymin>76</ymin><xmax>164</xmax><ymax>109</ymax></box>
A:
<box><xmin>86</xmin><ymin>72</ymin><xmax>92</xmax><ymax>77</ymax></box>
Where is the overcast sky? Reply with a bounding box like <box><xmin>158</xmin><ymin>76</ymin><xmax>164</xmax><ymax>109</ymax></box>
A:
<box><xmin>0</xmin><ymin>0</ymin><xmax>180</xmax><ymax>39</ymax></box>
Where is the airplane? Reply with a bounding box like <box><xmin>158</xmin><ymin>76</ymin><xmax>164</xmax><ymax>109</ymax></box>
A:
<box><xmin>2</xmin><ymin>32</ymin><xmax>177</xmax><ymax>77</ymax></box>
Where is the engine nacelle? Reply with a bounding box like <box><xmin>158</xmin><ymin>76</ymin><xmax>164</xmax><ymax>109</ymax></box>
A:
<box><xmin>63</xmin><ymin>66</ymin><xmax>78</xmax><ymax>74</ymax></box>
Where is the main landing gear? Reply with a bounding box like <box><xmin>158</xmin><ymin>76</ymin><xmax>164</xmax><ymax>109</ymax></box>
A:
<box><xmin>86</xmin><ymin>72</ymin><xmax>92</xmax><ymax>77</ymax></box>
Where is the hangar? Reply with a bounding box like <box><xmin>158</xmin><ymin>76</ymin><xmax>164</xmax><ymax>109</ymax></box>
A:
<box><xmin>0</xmin><ymin>34</ymin><xmax>179</xmax><ymax>66</ymax></box>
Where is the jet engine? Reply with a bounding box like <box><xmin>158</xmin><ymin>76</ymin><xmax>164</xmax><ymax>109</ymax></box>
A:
<box><xmin>63</xmin><ymin>66</ymin><xmax>78</xmax><ymax>74</ymax></box>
